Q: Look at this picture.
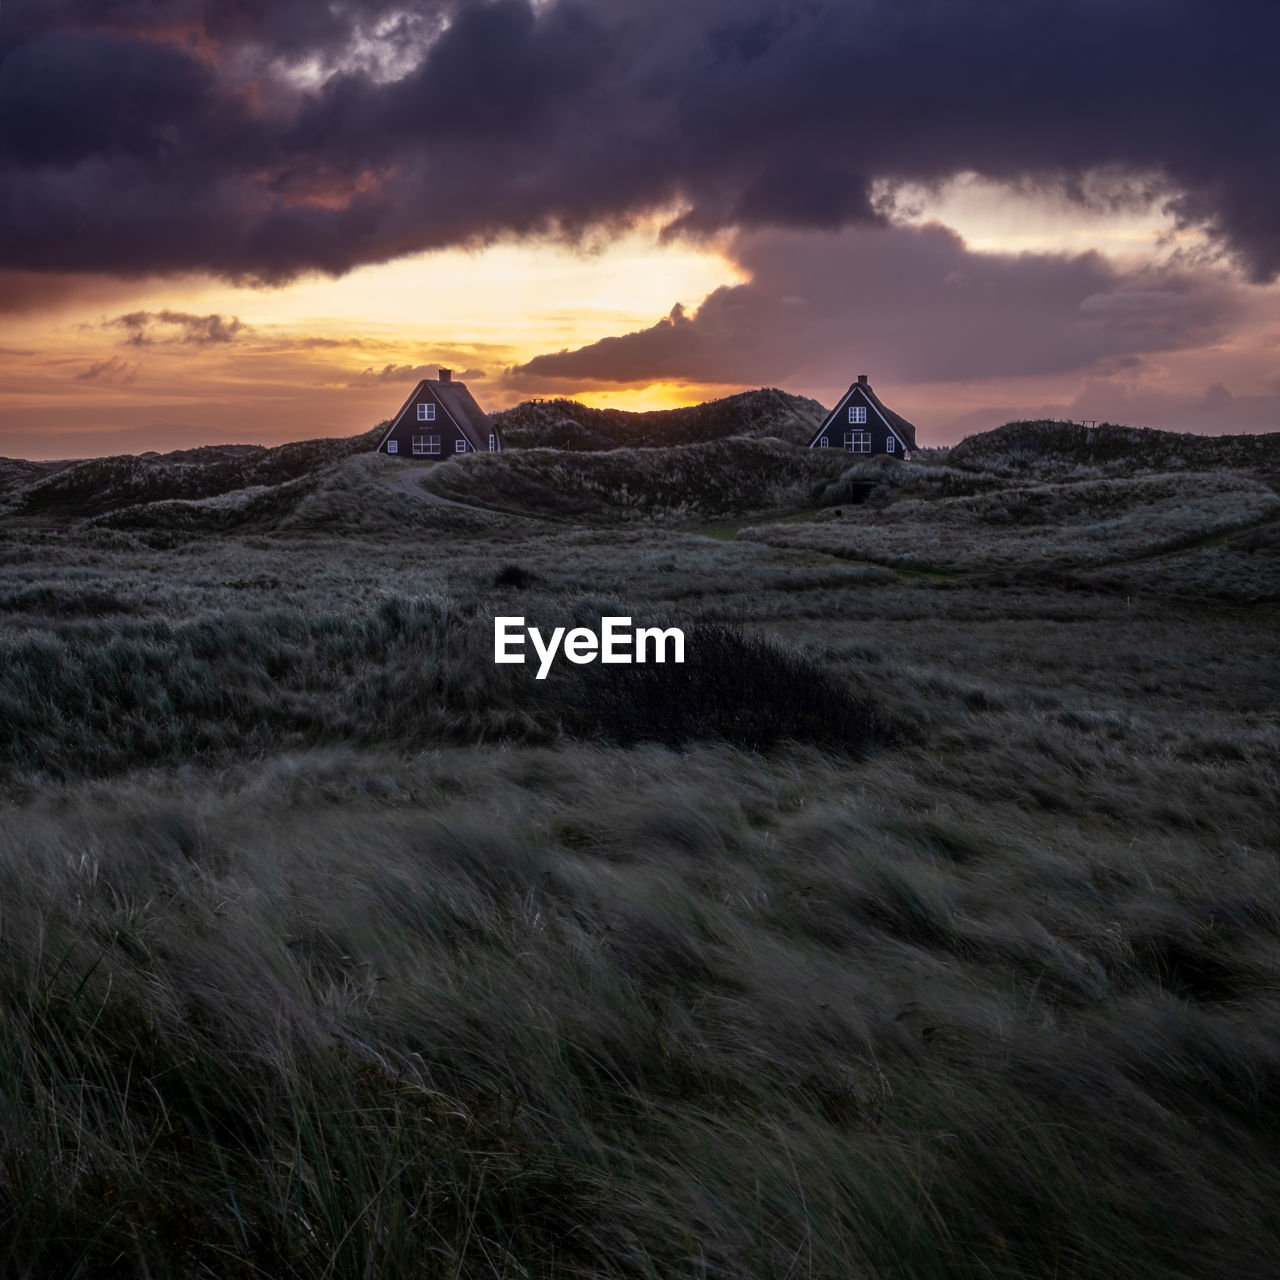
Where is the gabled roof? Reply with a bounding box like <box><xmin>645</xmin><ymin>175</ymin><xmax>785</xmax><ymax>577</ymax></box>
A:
<box><xmin>860</xmin><ymin>383</ymin><xmax>917</xmax><ymax>451</ymax></box>
<box><xmin>809</xmin><ymin>379</ymin><xmax>917</xmax><ymax>452</ymax></box>
<box><xmin>375</xmin><ymin>377</ymin><xmax>498</xmax><ymax>453</ymax></box>
<box><xmin>433</xmin><ymin>381</ymin><xmax>496</xmax><ymax>451</ymax></box>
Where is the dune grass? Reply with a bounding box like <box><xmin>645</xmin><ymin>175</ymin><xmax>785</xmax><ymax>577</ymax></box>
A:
<box><xmin>0</xmin><ymin>592</ymin><xmax>893</xmax><ymax>784</ymax></box>
<box><xmin>1</xmin><ymin>418</ymin><xmax>1278</xmax><ymax>1276</ymax></box>
<box><xmin>2</xmin><ymin>740</ymin><xmax>1278</xmax><ymax>1278</ymax></box>
<box><xmin>946</xmin><ymin>420</ymin><xmax>1280</xmax><ymax>476</ymax></box>
<box><xmin>493</xmin><ymin>387</ymin><xmax>827</xmax><ymax>451</ymax></box>
<box><xmin>419</xmin><ymin>438</ymin><xmax>850</xmax><ymax>523</ymax></box>
<box><xmin>741</xmin><ymin>471</ymin><xmax>1280</xmax><ymax>573</ymax></box>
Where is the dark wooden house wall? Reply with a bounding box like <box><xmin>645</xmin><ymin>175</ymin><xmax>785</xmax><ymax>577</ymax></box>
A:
<box><xmin>810</xmin><ymin>386</ymin><xmax>906</xmax><ymax>456</ymax></box>
<box><xmin>376</xmin><ymin>383</ymin><xmax>500</xmax><ymax>457</ymax></box>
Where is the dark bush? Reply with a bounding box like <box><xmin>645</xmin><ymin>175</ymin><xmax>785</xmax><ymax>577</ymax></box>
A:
<box><xmin>551</xmin><ymin>623</ymin><xmax>895</xmax><ymax>755</ymax></box>
<box><xmin>816</xmin><ymin>477</ymin><xmax>878</xmax><ymax>506</ymax></box>
<box><xmin>493</xmin><ymin>564</ymin><xmax>538</xmax><ymax>589</ymax></box>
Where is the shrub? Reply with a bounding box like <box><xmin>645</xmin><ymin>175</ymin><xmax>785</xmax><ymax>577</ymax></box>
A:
<box><xmin>492</xmin><ymin>563</ymin><xmax>538</xmax><ymax>589</ymax></box>
<box><xmin>552</xmin><ymin>622</ymin><xmax>896</xmax><ymax>754</ymax></box>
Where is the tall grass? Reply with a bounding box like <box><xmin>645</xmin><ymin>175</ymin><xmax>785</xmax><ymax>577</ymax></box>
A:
<box><xmin>2</xmin><ymin>420</ymin><xmax>1278</xmax><ymax>1277</ymax></box>
<box><xmin>2</xmin><ymin>744</ymin><xmax>1277</xmax><ymax>1277</ymax></box>
<box><xmin>743</xmin><ymin>471</ymin><xmax>1280</xmax><ymax>572</ymax></box>
<box><xmin>0</xmin><ymin>597</ymin><xmax>892</xmax><ymax>783</ymax></box>
<box><xmin>0</xmin><ymin>596</ymin><xmax>535</xmax><ymax>780</ymax></box>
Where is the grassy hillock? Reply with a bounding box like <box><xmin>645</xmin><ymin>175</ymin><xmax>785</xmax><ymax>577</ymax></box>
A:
<box><xmin>0</xmin><ymin>457</ymin><xmax>67</xmax><ymax>506</ymax></box>
<box><xmin>813</xmin><ymin>454</ymin><xmax>1008</xmax><ymax>507</ymax></box>
<box><xmin>138</xmin><ymin>443</ymin><xmax>264</xmax><ymax>465</ymax></box>
<box><xmin>85</xmin><ymin>476</ymin><xmax>329</xmax><ymax>539</ymax></box>
<box><xmin>743</xmin><ymin>470</ymin><xmax>1280</xmax><ymax>576</ymax></box>
<box><xmin>8</xmin><ymin>434</ymin><xmax>846</xmax><ymax>538</ymax></box>
<box><xmin>420</xmin><ymin>437</ymin><xmax>849</xmax><ymax>522</ymax></box>
<box><xmin>0</xmin><ymin>426</ymin><xmax>1279</xmax><ymax>1276</ymax></box>
<box><xmin>0</xmin><ymin>592</ymin><xmax>890</xmax><ymax>783</ymax></box>
<box><xmin>13</xmin><ymin>428</ymin><xmax>383</xmax><ymax>519</ymax></box>
<box><xmin>2</xmin><ymin>397</ymin><xmax>832</xmax><ymax>533</ymax></box>
<box><xmin>494</xmin><ymin>387</ymin><xmax>827</xmax><ymax>450</ymax></box>
<box><xmin>76</xmin><ymin>454</ymin><xmax>510</xmax><ymax>542</ymax></box>
<box><xmin>950</xmin><ymin>419</ymin><xmax>1280</xmax><ymax>476</ymax></box>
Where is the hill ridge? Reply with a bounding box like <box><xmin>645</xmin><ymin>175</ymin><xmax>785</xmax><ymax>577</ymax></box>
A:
<box><xmin>950</xmin><ymin>419</ymin><xmax>1280</xmax><ymax>475</ymax></box>
<box><xmin>493</xmin><ymin>386</ymin><xmax>828</xmax><ymax>450</ymax></box>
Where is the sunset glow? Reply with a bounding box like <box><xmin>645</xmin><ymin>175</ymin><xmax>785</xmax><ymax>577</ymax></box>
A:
<box><xmin>0</xmin><ymin>224</ymin><xmax>747</xmax><ymax>456</ymax></box>
<box><xmin>3</xmin><ymin>0</ymin><xmax>1278</xmax><ymax>456</ymax></box>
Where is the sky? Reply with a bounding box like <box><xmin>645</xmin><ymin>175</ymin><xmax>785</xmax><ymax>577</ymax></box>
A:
<box><xmin>3</xmin><ymin>0</ymin><xmax>1280</xmax><ymax>458</ymax></box>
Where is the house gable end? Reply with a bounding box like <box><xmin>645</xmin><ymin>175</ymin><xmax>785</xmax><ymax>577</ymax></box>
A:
<box><xmin>860</xmin><ymin>390</ymin><xmax>911</xmax><ymax>454</ymax></box>
<box><xmin>376</xmin><ymin>380</ymin><xmax>500</xmax><ymax>456</ymax></box>
<box><xmin>807</xmin><ymin>385</ymin><xmax>864</xmax><ymax>448</ymax></box>
<box><xmin>375</xmin><ymin>380</ymin><xmax>429</xmax><ymax>453</ymax></box>
<box><xmin>809</xmin><ymin>382</ymin><xmax>914</xmax><ymax>454</ymax></box>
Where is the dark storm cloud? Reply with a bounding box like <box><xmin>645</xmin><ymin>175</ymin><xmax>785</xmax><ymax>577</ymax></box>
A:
<box><xmin>1</xmin><ymin>0</ymin><xmax>434</xmax><ymax>57</ymax></box>
<box><xmin>3</xmin><ymin>0</ymin><xmax>1279</xmax><ymax>281</ymax></box>
<box><xmin>509</xmin><ymin>223</ymin><xmax>1242</xmax><ymax>387</ymax></box>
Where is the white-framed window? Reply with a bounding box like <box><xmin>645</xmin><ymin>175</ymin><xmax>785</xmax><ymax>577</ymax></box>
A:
<box><xmin>417</xmin><ymin>402</ymin><xmax>436</xmax><ymax>421</ymax></box>
<box><xmin>848</xmin><ymin>405</ymin><xmax>867</xmax><ymax>424</ymax></box>
<box><xmin>455</xmin><ymin>438</ymin><xmax>467</xmax><ymax>452</ymax></box>
<box><xmin>488</xmin><ymin>434</ymin><xmax>496</xmax><ymax>452</ymax></box>
<box><xmin>413</xmin><ymin>435</ymin><xmax>440</xmax><ymax>455</ymax></box>
<box><xmin>386</xmin><ymin>439</ymin><xmax>397</xmax><ymax>453</ymax></box>
<box><xmin>886</xmin><ymin>436</ymin><xmax>895</xmax><ymax>453</ymax></box>
<box><xmin>845</xmin><ymin>431</ymin><xmax>871</xmax><ymax>453</ymax></box>
<box><xmin>818</xmin><ymin>437</ymin><xmax>829</xmax><ymax>447</ymax></box>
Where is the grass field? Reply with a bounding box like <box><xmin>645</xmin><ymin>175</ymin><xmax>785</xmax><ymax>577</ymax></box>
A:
<box><xmin>1</xmin><ymin>416</ymin><xmax>1278</xmax><ymax>1277</ymax></box>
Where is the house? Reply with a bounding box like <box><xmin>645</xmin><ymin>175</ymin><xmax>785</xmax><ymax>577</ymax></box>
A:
<box><xmin>375</xmin><ymin>369</ymin><xmax>503</xmax><ymax>458</ymax></box>
<box><xmin>808</xmin><ymin>375</ymin><xmax>916</xmax><ymax>457</ymax></box>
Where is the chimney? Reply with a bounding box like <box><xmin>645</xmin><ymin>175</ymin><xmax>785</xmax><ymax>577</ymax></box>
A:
<box><xmin>857</xmin><ymin>373</ymin><xmax>868</xmax><ymax>385</ymax></box>
<box><xmin>438</xmin><ymin>367</ymin><xmax>452</xmax><ymax>383</ymax></box>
